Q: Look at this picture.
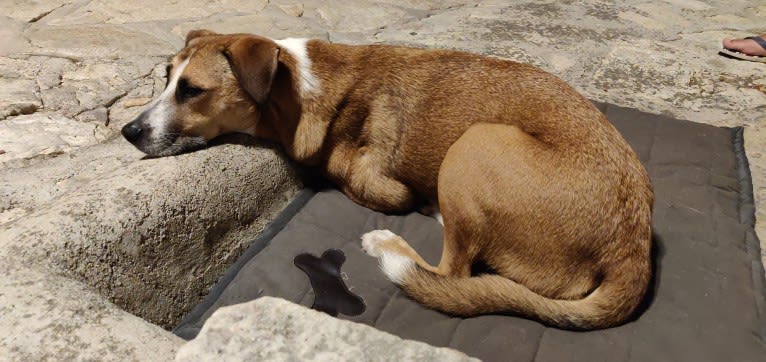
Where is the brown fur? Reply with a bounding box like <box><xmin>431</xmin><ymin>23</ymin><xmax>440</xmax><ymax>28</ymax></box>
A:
<box><xmin>136</xmin><ymin>30</ymin><xmax>654</xmax><ymax>329</ymax></box>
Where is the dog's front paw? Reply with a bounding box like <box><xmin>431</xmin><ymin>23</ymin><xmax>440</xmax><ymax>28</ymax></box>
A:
<box><xmin>361</xmin><ymin>229</ymin><xmax>397</xmax><ymax>257</ymax></box>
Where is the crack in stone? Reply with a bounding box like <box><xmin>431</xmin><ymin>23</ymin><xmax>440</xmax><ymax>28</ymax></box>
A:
<box><xmin>100</xmin><ymin>63</ymin><xmax>166</xmax><ymax>125</ymax></box>
<box><xmin>18</xmin><ymin>52</ymin><xmax>84</xmax><ymax>63</ymax></box>
<box><xmin>73</xmin><ymin>89</ymin><xmax>130</xmax><ymax>126</ymax></box>
<box><xmin>76</xmin><ymin>91</ymin><xmax>124</xmax><ymax>119</ymax></box>
<box><xmin>27</xmin><ymin>3</ymin><xmax>68</xmax><ymax>23</ymax></box>
<box><xmin>35</xmin><ymin>81</ymin><xmax>44</xmax><ymax>111</ymax></box>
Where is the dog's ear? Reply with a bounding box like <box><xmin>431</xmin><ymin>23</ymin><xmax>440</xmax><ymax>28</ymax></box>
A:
<box><xmin>185</xmin><ymin>29</ymin><xmax>218</xmax><ymax>46</ymax></box>
<box><xmin>223</xmin><ymin>37</ymin><xmax>279</xmax><ymax>104</ymax></box>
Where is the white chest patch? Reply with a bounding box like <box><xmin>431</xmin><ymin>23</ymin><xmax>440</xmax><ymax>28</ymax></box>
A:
<box><xmin>273</xmin><ymin>38</ymin><xmax>320</xmax><ymax>97</ymax></box>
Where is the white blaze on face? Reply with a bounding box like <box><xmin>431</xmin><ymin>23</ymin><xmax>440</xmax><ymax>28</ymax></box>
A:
<box><xmin>145</xmin><ymin>56</ymin><xmax>191</xmax><ymax>142</ymax></box>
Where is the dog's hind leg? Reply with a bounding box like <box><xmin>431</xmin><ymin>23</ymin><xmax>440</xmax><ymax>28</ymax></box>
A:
<box><xmin>361</xmin><ymin>122</ymin><xmax>550</xmax><ymax>287</ymax></box>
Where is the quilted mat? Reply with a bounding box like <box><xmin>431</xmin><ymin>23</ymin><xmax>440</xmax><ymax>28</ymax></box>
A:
<box><xmin>175</xmin><ymin>103</ymin><xmax>766</xmax><ymax>362</ymax></box>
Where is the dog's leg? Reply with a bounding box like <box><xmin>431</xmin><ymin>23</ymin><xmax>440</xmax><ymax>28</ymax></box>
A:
<box><xmin>361</xmin><ymin>224</ymin><xmax>473</xmax><ymax>280</ymax></box>
<box><xmin>340</xmin><ymin>149</ymin><xmax>415</xmax><ymax>213</ymax></box>
<box><xmin>361</xmin><ymin>230</ymin><xmax>439</xmax><ymax>282</ymax></box>
<box><xmin>362</xmin><ymin>123</ymin><xmax>548</xmax><ymax>285</ymax></box>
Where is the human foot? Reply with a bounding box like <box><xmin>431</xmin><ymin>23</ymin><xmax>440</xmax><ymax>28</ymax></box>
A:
<box><xmin>723</xmin><ymin>35</ymin><xmax>766</xmax><ymax>56</ymax></box>
<box><xmin>720</xmin><ymin>35</ymin><xmax>766</xmax><ymax>62</ymax></box>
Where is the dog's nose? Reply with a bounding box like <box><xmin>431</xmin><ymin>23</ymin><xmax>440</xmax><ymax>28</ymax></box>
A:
<box><xmin>121</xmin><ymin>121</ymin><xmax>144</xmax><ymax>143</ymax></box>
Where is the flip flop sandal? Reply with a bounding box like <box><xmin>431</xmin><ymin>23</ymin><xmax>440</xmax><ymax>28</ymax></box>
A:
<box><xmin>719</xmin><ymin>36</ymin><xmax>766</xmax><ymax>63</ymax></box>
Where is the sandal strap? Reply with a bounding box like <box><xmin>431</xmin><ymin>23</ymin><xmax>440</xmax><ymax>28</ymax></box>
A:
<box><xmin>745</xmin><ymin>36</ymin><xmax>766</xmax><ymax>51</ymax></box>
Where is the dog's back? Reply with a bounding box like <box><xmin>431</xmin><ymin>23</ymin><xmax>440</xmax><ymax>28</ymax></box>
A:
<box><xmin>308</xmin><ymin>41</ymin><xmax>646</xmax><ymax>199</ymax></box>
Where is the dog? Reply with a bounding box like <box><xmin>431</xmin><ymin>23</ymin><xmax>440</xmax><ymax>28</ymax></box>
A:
<box><xmin>122</xmin><ymin>30</ymin><xmax>653</xmax><ymax>330</ymax></box>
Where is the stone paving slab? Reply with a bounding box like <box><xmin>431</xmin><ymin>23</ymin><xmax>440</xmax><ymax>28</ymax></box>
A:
<box><xmin>176</xmin><ymin>297</ymin><xmax>478</xmax><ymax>362</ymax></box>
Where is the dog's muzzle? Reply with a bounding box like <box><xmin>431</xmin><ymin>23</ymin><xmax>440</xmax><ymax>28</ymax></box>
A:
<box><xmin>121</xmin><ymin>111</ymin><xmax>168</xmax><ymax>155</ymax></box>
<box><xmin>121</xmin><ymin>120</ymin><xmax>144</xmax><ymax>145</ymax></box>
<box><xmin>121</xmin><ymin>112</ymin><xmax>207</xmax><ymax>157</ymax></box>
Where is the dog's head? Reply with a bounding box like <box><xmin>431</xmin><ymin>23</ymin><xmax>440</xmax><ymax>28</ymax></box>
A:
<box><xmin>122</xmin><ymin>30</ymin><xmax>279</xmax><ymax>156</ymax></box>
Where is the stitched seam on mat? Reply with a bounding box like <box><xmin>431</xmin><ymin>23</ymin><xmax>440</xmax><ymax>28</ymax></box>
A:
<box><xmin>332</xmin><ymin>213</ymin><xmax>382</xmax><ymax>304</ymax></box>
<box><xmin>292</xmin><ymin>209</ymin><xmax>399</xmax><ymax>326</ymax></box>
<box><xmin>294</xmin><ymin>216</ymin><xmax>372</xmax><ymax>308</ymax></box>
<box><xmin>358</xmin><ymin>209</ymin><xmax>404</xmax><ymax>327</ymax></box>
<box><xmin>444</xmin><ymin>319</ymin><xmax>463</xmax><ymax>351</ymax></box>
<box><xmin>298</xmin><ymin>196</ymin><xmax>380</xmax><ymax>241</ymax></box>
<box><xmin>296</xmin><ymin>284</ymin><xmax>313</xmax><ymax>307</ymax></box>
<box><xmin>288</xmin><ymin>203</ymin><xmax>372</xmax><ymax>316</ymax></box>
<box><xmin>372</xmin><ymin>289</ymin><xmax>400</xmax><ymax>328</ymax></box>
<box><xmin>706</xmin><ymin>134</ymin><xmax>720</xmax><ymax>250</ymax></box>
<box><xmin>531</xmin><ymin>328</ymin><xmax>545</xmax><ymax>362</ymax></box>
<box><xmin>646</xmin><ymin>116</ymin><xmax>659</xmax><ymax>167</ymax></box>
<box><xmin>291</xmin><ymin>213</ymin><xmax>360</xmax><ymax>241</ymax></box>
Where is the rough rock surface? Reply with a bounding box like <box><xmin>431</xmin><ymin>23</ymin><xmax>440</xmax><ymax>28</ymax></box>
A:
<box><xmin>0</xmin><ymin>112</ymin><xmax>100</xmax><ymax>163</ymax></box>
<box><xmin>1</xmin><ymin>137</ymin><xmax>302</xmax><ymax>328</ymax></box>
<box><xmin>0</xmin><ymin>0</ymin><xmax>764</xmax><ymax>360</ymax></box>
<box><xmin>175</xmin><ymin>297</ymin><xmax>478</xmax><ymax>362</ymax></box>
<box><xmin>0</xmin><ymin>256</ymin><xmax>184</xmax><ymax>361</ymax></box>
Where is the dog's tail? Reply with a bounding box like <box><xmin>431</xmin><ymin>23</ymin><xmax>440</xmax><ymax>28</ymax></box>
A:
<box><xmin>380</xmin><ymin>248</ymin><xmax>650</xmax><ymax>330</ymax></box>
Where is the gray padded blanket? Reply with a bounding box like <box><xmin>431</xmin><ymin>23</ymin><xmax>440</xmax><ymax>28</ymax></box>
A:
<box><xmin>175</xmin><ymin>103</ymin><xmax>766</xmax><ymax>361</ymax></box>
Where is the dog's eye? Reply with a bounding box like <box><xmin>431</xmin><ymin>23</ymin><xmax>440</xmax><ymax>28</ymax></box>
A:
<box><xmin>176</xmin><ymin>78</ymin><xmax>205</xmax><ymax>102</ymax></box>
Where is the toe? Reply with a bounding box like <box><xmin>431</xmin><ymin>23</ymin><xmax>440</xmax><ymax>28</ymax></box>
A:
<box><xmin>723</xmin><ymin>38</ymin><xmax>750</xmax><ymax>51</ymax></box>
<box><xmin>361</xmin><ymin>237</ymin><xmax>380</xmax><ymax>257</ymax></box>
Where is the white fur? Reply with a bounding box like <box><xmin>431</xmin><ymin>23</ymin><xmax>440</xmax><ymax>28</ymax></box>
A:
<box><xmin>360</xmin><ymin>229</ymin><xmax>397</xmax><ymax>258</ymax></box>
<box><xmin>422</xmin><ymin>205</ymin><xmax>444</xmax><ymax>226</ymax></box>
<box><xmin>433</xmin><ymin>211</ymin><xmax>443</xmax><ymax>226</ymax></box>
<box><xmin>273</xmin><ymin>38</ymin><xmax>320</xmax><ymax>97</ymax></box>
<box><xmin>360</xmin><ymin>229</ymin><xmax>415</xmax><ymax>284</ymax></box>
<box><xmin>146</xmin><ymin>57</ymin><xmax>191</xmax><ymax>139</ymax></box>
<box><xmin>379</xmin><ymin>252</ymin><xmax>416</xmax><ymax>285</ymax></box>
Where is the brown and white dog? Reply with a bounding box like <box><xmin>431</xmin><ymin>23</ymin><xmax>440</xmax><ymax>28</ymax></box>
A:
<box><xmin>122</xmin><ymin>30</ymin><xmax>653</xmax><ymax>330</ymax></box>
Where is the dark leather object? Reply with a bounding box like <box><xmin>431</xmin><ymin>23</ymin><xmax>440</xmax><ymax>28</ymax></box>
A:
<box><xmin>294</xmin><ymin>249</ymin><xmax>365</xmax><ymax>317</ymax></box>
